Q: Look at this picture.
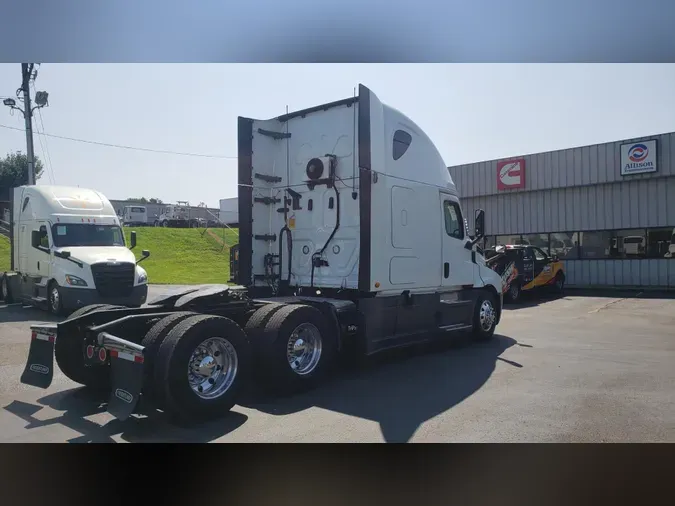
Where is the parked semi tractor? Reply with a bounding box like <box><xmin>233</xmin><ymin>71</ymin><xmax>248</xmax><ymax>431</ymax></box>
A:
<box><xmin>20</xmin><ymin>85</ymin><xmax>503</xmax><ymax>424</ymax></box>
<box><xmin>1</xmin><ymin>185</ymin><xmax>151</xmax><ymax>315</ymax></box>
<box><xmin>154</xmin><ymin>201</ymin><xmax>204</xmax><ymax>228</ymax></box>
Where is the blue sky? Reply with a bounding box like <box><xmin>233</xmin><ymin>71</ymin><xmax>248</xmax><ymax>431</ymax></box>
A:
<box><xmin>1</xmin><ymin>64</ymin><xmax>674</xmax><ymax>207</ymax></box>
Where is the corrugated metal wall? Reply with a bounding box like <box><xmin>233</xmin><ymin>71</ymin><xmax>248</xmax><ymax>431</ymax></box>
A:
<box><xmin>449</xmin><ymin>132</ymin><xmax>675</xmax><ymax>289</ymax></box>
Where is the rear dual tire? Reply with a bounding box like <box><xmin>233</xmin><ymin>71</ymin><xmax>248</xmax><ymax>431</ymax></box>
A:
<box><xmin>147</xmin><ymin>315</ymin><xmax>252</xmax><ymax>423</ymax></box>
<box><xmin>247</xmin><ymin>303</ymin><xmax>338</xmax><ymax>394</ymax></box>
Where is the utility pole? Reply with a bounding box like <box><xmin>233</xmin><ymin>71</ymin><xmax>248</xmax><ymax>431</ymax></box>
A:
<box><xmin>2</xmin><ymin>63</ymin><xmax>49</xmax><ymax>186</ymax></box>
<box><xmin>21</xmin><ymin>64</ymin><xmax>36</xmax><ymax>185</ymax></box>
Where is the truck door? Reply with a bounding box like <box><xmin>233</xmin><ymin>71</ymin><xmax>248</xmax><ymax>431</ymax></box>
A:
<box><xmin>34</xmin><ymin>223</ymin><xmax>51</xmax><ymax>279</ymax></box>
<box><xmin>440</xmin><ymin>193</ymin><xmax>475</xmax><ymax>288</ymax></box>
<box><xmin>531</xmin><ymin>246</ymin><xmax>553</xmax><ymax>286</ymax></box>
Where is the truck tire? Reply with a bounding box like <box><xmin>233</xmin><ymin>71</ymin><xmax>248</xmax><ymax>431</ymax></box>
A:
<box><xmin>153</xmin><ymin>315</ymin><xmax>252</xmax><ymax>423</ymax></box>
<box><xmin>553</xmin><ymin>272</ymin><xmax>565</xmax><ymax>294</ymax></box>
<box><xmin>505</xmin><ymin>281</ymin><xmax>521</xmax><ymax>304</ymax></box>
<box><xmin>140</xmin><ymin>311</ymin><xmax>196</xmax><ymax>405</ymax></box>
<box><xmin>162</xmin><ymin>220</ymin><xmax>169</xmax><ymax>228</ymax></box>
<box><xmin>55</xmin><ymin>304</ymin><xmax>122</xmax><ymax>388</ymax></box>
<box><xmin>256</xmin><ymin>304</ymin><xmax>337</xmax><ymax>393</ymax></box>
<box><xmin>1</xmin><ymin>274</ymin><xmax>13</xmax><ymax>303</ymax></box>
<box><xmin>244</xmin><ymin>303</ymin><xmax>284</xmax><ymax>342</ymax></box>
<box><xmin>48</xmin><ymin>281</ymin><xmax>66</xmax><ymax>316</ymax></box>
<box><xmin>472</xmin><ymin>292</ymin><xmax>498</xmax><ymax>342</ymax></box>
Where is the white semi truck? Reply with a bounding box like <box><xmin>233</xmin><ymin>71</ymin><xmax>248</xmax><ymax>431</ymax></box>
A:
<box><xmin>19</xmin><ymin>85</ymin><xmax>503</xmax><ymax>424</ymax></box>
<box><xmin>1</xmin><ymin>185</ymin><xmax>151</xmax><ymax>315</ymax></box>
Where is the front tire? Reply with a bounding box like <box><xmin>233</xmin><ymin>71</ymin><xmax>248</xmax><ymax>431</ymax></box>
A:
<box><xmin>153</xmin><ymin>315</ymin><xmax>252</xmax><ymax>423</ymax></box>
<box><xmin>472</xmin><ymin>292</ymin><xmax>497</xmax><ymax>342</ymax></box>
<box><xmin>48</xmin><ymin>281</ymin><xmax>66</xmax><ymax>316</ymax></box>
<box><xmin>1</xmin><ymin>274</ymin><xmax>13</xmax><ymax>303</ymax></box>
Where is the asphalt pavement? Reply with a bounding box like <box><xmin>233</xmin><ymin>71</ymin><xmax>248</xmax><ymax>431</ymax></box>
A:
<box><xmin>0</xmin><ymin>286</ymin><xmax>673</xmax><ymax>442</ymax></box>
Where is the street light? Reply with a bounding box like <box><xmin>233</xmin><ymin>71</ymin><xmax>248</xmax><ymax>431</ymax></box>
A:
<box><xmin>3</xmin><ymin>98</ymin><xmax>16</xmax><ymax>107</ymax></box>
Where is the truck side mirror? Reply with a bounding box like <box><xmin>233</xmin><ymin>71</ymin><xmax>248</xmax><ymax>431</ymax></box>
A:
<box><xmin>31</xmin><ymin>230</ymin><xmax>41</xmax><ymax>249</ymax></box>
<box><xmin>137</xmin><ymin>249</ymin><xmax>150</xmax><ymax>264</ymax></box>
<box><xmin>130</xmin><ymin>231</ymin><xmax>137</xmax><ymax>249</ymax></box>
<box><xmin>474</xmin><ymin>209</ymin><xmax>485</xmax><ymax>239</ymax></box>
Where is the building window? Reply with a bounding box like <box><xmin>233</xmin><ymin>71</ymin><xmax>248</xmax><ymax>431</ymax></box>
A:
<box><xmin>523</xmin><ymin>233</ymin><xmax>550</xmax><ymax>255</ymax></box>
<box><xmin>496</xmin><ymin>235</ymin><xmax>523</xmax><ymax>246</ymax></box>
<box><xmin>392</xmin><ymin>130</ymin><xmax>412</xmax><ymax>160</ymax></box>
<box><xmin>443</xmin><ymin>201</ymin><xmax>464</xmax><ymax>240</ymax></box>
<box><xmin>647</xmin><ymin>227</ymin><xmax>675</xmax><ymax>259</ymax></box>
<box><xmin>579</xmin><ymin>231</ymin><xmax>613</xmax><ymax>259</ymax></box>
<box><xmin>484</xmin><ymin>236</ymin><xmax>496</xmax><ymax>250</ymax></box>
<box><xmin>612</xmin><ymin>229</ymin><xmax>647</xmax><ymax>258</ymax></box>
<box><xmin>549</xmin><ymin>232</ymin><xmax>579</xmax><ymax>259</ymax></box>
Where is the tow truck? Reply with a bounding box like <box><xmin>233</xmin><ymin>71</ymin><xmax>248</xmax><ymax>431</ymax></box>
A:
<box><xmin>19</xmin><ymin>85</ymin><xmax>503</xmax><ymax>424</ymax></box>
<box><xmin>485</xmin><ymin>244</ymin><xmax>565</xmax><ymax>303</ymax></box>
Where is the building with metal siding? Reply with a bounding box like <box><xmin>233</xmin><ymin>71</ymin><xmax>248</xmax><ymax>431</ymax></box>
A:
<box><xmin>448</xmin><ymin>132</ymin><xmax>675</xmax><ymax>289</ymax></box>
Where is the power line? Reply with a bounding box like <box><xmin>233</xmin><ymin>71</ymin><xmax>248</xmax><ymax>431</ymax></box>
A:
<box><xmin>0</xmin><ymin>123</ymin><xmax>236</xmax><ymax>159</ymax></box>
<box><xmin>1</xmin><ymin>123</ymin><xmax>457</xmax><ymax>192</ymax></box>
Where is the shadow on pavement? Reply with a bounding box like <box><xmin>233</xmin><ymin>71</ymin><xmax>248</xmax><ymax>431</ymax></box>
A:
<box><xmin>240</xmin><ymin>333</ymin><xmax>520</xmax><ymax>443</ymax></box>
<box><xmin>3</xmin><ymin>388</ymin><xmax>247</xmax><ymax>443</ymax></box>
<box><xmin>0</xmin><ymin>304</ymin><xmax>62</xmax><ymax>324</ymax></box>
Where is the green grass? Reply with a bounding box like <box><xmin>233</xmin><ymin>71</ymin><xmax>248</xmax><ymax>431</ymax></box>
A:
<box><xmin>0</xmin><ymin>228</ymin><xmax>240</xmax><ymax>285</ymax></box>
<box><xmin>125</xmin><ymin>227</ymin><xmax>239</xmax><ymax>284</ymax></box>
<box><xmin>0</xmin><ymin>236</ymin><xmax>9</xmax><ymax>272</ymax></box>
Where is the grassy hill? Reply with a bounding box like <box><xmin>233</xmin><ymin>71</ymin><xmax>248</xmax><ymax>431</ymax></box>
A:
<box><xmin>0</xmin><ymin>236</ymin><xmax>9</xmax><ymax>273</ymax></box>
<box><xmin>0</xmin><ymin>228</ymin><xmax>239</xmax><ymax>285</ymax></box>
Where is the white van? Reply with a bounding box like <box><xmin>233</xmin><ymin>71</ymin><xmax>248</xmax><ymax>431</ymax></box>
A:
<box><xmin>122</xmin><ymin>205</ymin><xmax>148</xmax><ymax>227</ymax></box>
<box><xmin>0</xmin><ymin>185</ymin><xmax>150</xmax><ymax>315</ymax></box>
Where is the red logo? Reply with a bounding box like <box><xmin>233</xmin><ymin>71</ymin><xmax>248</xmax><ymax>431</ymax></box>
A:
<box><xmin>496</xmin><ymin>159</ymin><xmax>526</xmax><ymax>190</ymax></box>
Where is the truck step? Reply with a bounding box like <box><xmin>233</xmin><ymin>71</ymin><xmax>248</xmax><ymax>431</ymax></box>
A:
<box><xmin>30</xmin><ymin>297</ymin><xmax>49</xmax><ymax>309</ymax></box>
<box><xmin>254</xmin><ymin>173</ymin><xmax>282</xmax><ymax>184</ymax></box>
<box><xmin>254</xmin><ymin>196</ymin><xmax>281</xmax><ymax>205</ymax></box>
<box><xmin>254</xmin><ymin>234</ymin><xmax>277</xmax><ymax>242</ymax></box>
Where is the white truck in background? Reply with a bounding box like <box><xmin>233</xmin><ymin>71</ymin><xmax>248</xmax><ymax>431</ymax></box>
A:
<box><xmin>121</xmin><ymin>205</ymin><xmax>148</xmax><ymax>227</ymax></box>
<box><xmin>19</xmin><ymin>85</ymin><xmax>503</xmax><ymax>424</ymax></box>
<box><xmin>154</xmin><ymin>201</ymin><xmax>205</xmax><ymax>228</ymax></box>
<box><xmin>218</xmin><ymin>197</ymin><xmax>239</xmax><ymax>226</ymax></box>
<box><xmin>0</xmin><ymin>185</ymin><xmax>151</xmax><ymax>315</ymax></box>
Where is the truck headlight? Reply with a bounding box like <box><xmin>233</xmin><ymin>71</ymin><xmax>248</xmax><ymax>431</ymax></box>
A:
<box><xmin>138</xmin><ymin>271</ymin><xmax>148</xmax><ymax>284</ymax></box>
<box><xmin>65</xmin><ymin>274</ymin><xmax>88</xmax><ymax>287</ymax></box>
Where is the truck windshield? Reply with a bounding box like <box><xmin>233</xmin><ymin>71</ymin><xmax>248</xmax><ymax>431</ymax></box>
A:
<box><xmin>51</xmin><ymin>224</ymin><xmax>125</xmax><ymax>248</ymax></box>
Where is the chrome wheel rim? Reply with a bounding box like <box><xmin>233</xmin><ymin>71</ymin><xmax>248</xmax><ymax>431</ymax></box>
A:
<box><xmin>479</xmin><ymin>299</ymin><xmax>496</xmax><ymax>331</ymax></box>
<box><xmin>286</xmin><ymin>323</ymin><xmax>323</xmax><ymax>376</ymax></box>
<box><xmin>50</xmin><ymin>287</ymin><xmax>60</xmax><ymax>312</ymax></box>
<box><xmin>556</xmin><ymin>278</ymin><xmax>563</xmax><ymax>290</ymax></box>
<box><xmin>187</xmin><ymin>337</ymin><xmax>238</xmax><ymax>400</ymax></box>
<box><xmin>509</xmin><ymin>284</ymin><xmax>519</xmax><ymax>299</ymax></box>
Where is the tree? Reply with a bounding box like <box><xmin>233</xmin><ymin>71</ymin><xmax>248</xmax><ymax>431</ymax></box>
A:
<box><xmin>0</xmin><ymin>151</ymin><xmax>44</xmax><ymax>188</ymax></box>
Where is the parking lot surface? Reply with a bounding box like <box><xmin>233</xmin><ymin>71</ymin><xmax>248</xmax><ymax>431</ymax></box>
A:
<box><xmin>0</xmin><ymin>286</ymin><xmax>673</xmax><ymax>443</ymax></box>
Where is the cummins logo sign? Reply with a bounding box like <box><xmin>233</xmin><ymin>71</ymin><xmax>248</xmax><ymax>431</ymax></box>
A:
<box><xmin>497</xmin><ymin>159</ymin><xmax>526</xmax><ymax>190</ymax></box>
<box><xmin>620</xmin><ymin>140</ymin><xmax>657</xmax><ymax>176</ymax></box>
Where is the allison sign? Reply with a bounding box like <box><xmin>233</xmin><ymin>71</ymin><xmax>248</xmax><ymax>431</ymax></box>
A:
<box><xmin>620</xmin><ymin>139</ymin><xmax>657</xmax><ymax>176</ymax></box>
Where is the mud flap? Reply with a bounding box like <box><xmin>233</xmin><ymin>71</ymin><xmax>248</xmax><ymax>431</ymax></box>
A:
<box><xmin>107</xmin><ymin>351</ymin><xmax>145</xmax><ymax>421</ymax></box>
<box><xmin>20</xmin><ymin>325</ymin><xmax>57</xmax><ymax>389</ymax></box>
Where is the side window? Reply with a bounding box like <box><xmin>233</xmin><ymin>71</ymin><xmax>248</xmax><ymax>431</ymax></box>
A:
<box><xmin>522</xmin><ymin>248</ymin><xmax>533</xmax><ymax>261</ymax></box>
<box><xmin>22</xmin><ymin>197</ymin><xmax>30</xmax><ymax>213</ymax></box>
<box><xmin>39</xmin><ymin>225</ymin><xmax>49</xmax><ymax>248</ymax></box>
<box><xmin>392</xmin><ymin>130</ymin><xmax>412</xmax><ymax>160</ymax></box>
<box><xmin>443</xmin><ymin>201</ymin><xmax>464</xmax><ymax>240</ymax></box>
<box><xmin>533</xmin><ymin>247</ymin><xmax>547</xmax><ymax>261</ymax></box>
